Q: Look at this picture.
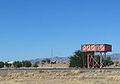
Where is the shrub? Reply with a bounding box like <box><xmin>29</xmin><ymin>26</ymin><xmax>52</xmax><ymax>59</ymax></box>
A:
<box><xmin>33</xmin><ymin>62</ymin><xmax>39</xmax><ymax>67</ymax></box>
<box><xmin>22</xmin><ymin>60</ymin><xmax>32</xmax><ymax>67</ymax></box>
<box><xmin>69</xmin><ymin>50</ymin><xmax>87</xmax><ymax>68</ymax></box>
<box><xmin>41</xmin><ymin>60</ymin><xmax>46</xmax><ymax>63</ymax></box>
<box><xmin>0</xmin><ymin>61</ymin><xmax>4</xmax><ymax>68</ymax></box>
<box><xmin>115</xmin><ymin>61</ymin><xmax>119</xmax><ymax>66</ymax></box>
<box><xmin>103</xmin><ymin>57</ymin><xmax>114</xmax><ymax>66</ymax></box>
<box><xmin>13</xmin><ymin>61</ymin><xmax>22</xmax><ymax>68</ymax></box>
<box><xmin>46</xmin><ymin>59</ymin><xmax>51</xmax><ymax>63</ymax></box>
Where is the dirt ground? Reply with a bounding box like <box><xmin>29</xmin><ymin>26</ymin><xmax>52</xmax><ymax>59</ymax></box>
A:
<box><xmin>0</xmin><ymin>70</ymin><xmax>120</xmax><ymax>84</ymax></box>
<box><xmin>38</xmin><ymin>62</ymin><xmax>69</xmax><ymax>68</ymax></box>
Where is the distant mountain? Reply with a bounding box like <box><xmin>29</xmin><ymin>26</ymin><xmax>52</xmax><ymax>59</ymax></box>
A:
<box><xmin>30</xmin><ymin>58</ymin><xmax>45</xmax><ymax>62</ymax></box>
<box><xmin>51</xmin><ymin>56</ymin><xmax>70</xmax><ymax>62</ymax></box>
<box><xmin>108</xmin><ymin>53</ymin><xmax>120</xmax><ymax>60</ymax></box>
<box><xmin>30</xmin><ymin>56</ymin><xmax>70</xmax><ymax>62</ymax></box>
<box><xmin>30</xmin><ymin>53</ymin><xmax>120</xmax><ymax>62</ymax></box>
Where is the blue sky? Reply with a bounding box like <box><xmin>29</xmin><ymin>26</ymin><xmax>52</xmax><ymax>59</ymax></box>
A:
<box><xmin>0</xmin><ymin>0</ymin><xmax>120</xmax><ymax>61</ymax></box>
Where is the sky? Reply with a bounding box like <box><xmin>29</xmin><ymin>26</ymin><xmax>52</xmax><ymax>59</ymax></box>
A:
<box><xmin>0</xmin><ymin>0</ymin><xmax>120</xmax><ymax>61</ymax></box>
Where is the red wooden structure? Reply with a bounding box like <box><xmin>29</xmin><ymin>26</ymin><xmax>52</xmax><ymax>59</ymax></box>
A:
<box><xmin>81</xmin><ymin>44</ymin><xmax>112</xmax><ymax>68</ymax></box>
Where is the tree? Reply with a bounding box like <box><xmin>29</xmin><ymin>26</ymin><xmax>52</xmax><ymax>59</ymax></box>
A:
<box><xmin>69</xmin><ymin>50</ymin><xmax>87</xmax><ymax>68</ymax></box>
<box><xmin>0</xmin><ymin>61</ymin><xmax>4</xmax><ymax>68</ymax></box>
<box><xmin>13</xmin><ymin>61</ymin><xmax>22</xmax><ymax>68</ymax></box>
<box><xmin>22</xmin><ymin>60</ymin><xmax>32</xmax><ymax>67</ymax></box>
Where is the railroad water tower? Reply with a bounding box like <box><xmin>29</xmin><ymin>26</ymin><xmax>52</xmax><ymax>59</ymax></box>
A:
<box><xmin>81</xmin><ymin>44</ymin><xmax>112</xmax><ymax>68</ymax></box>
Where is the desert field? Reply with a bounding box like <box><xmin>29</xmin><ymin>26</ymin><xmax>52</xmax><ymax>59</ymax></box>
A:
<box><xmin>0</xmin><ymin>70</ymin><xmax>120</xmax><ymax>84</ymax></box>
<box><xmin>38</xmin><ymin>62</ymin><xmax>69</xmax><ymax>68</ymax></box>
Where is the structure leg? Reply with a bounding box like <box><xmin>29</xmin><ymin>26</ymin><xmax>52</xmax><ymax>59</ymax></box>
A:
<box><xmin>100</xmin><ymin>52</ymin><xmax>103</xmax><ymax>68</ymax></box>
<box><xmin>87</xmin><ymin>54</ymin><xmax>90</xmax><ymax>68</ymax></box>
<box><xmin>92</xmin><ymin>54</ymin><xmax>95</xmax><ymax>68</ymax></box>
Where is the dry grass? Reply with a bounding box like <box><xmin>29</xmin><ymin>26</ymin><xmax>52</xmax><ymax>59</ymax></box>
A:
<box><xmin>0</xmin><ymin>70</ymin><xmax>120</xmax><ymax>84</ymax></box>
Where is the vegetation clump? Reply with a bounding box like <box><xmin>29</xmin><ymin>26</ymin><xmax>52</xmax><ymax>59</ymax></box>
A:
<box><xmin>33</xmin><ymin>62</ymin><xmax>39</xmax><ymax>67</ymax></box>
<box><xmin>13</xmin><ymin>61</ymin><xmax>22</xmax><ymax>68</ymax></box>
<box><xmin>69</xmin><ymin>50</ymin><xmax>114</xmax><ymax>68</ymax></box>
<box><xmin>4</xmin><ymin>62</ymin><xmax>12</xmax><ymax>68</ymax></box>
<box><xmin>69</xmin><ymin>50</ymin><xmax>87</xmax><ymax>68</ymax></box>
<box><xmin>22</xmin><ymin>60</ymin><xmax>32</xmax><ymax>67</ymax></box>
<box><xmin>0</xmin><ymin>61</ymin><xmax>4</xmax><ymax>68</ymax></box>
<box><xmin>103</xmin><ymin>57</ymin><xmax>114</xmax><ymax>67</ymax></box>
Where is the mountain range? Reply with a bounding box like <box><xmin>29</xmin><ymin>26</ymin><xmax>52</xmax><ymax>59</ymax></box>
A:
<box><xmin>108</xmin><ymin>53</ymin><xmax>120</xmax><ymax>60</ymax></box>
<box><xmin>30</xmin><ymin>53</ymin><xmax>120</xmax><ymax>62</ymax></box>
<box><xmin>30</xmin><ymin>56</ymin><xmax>70</xmax><ymax>62</ymax></box>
